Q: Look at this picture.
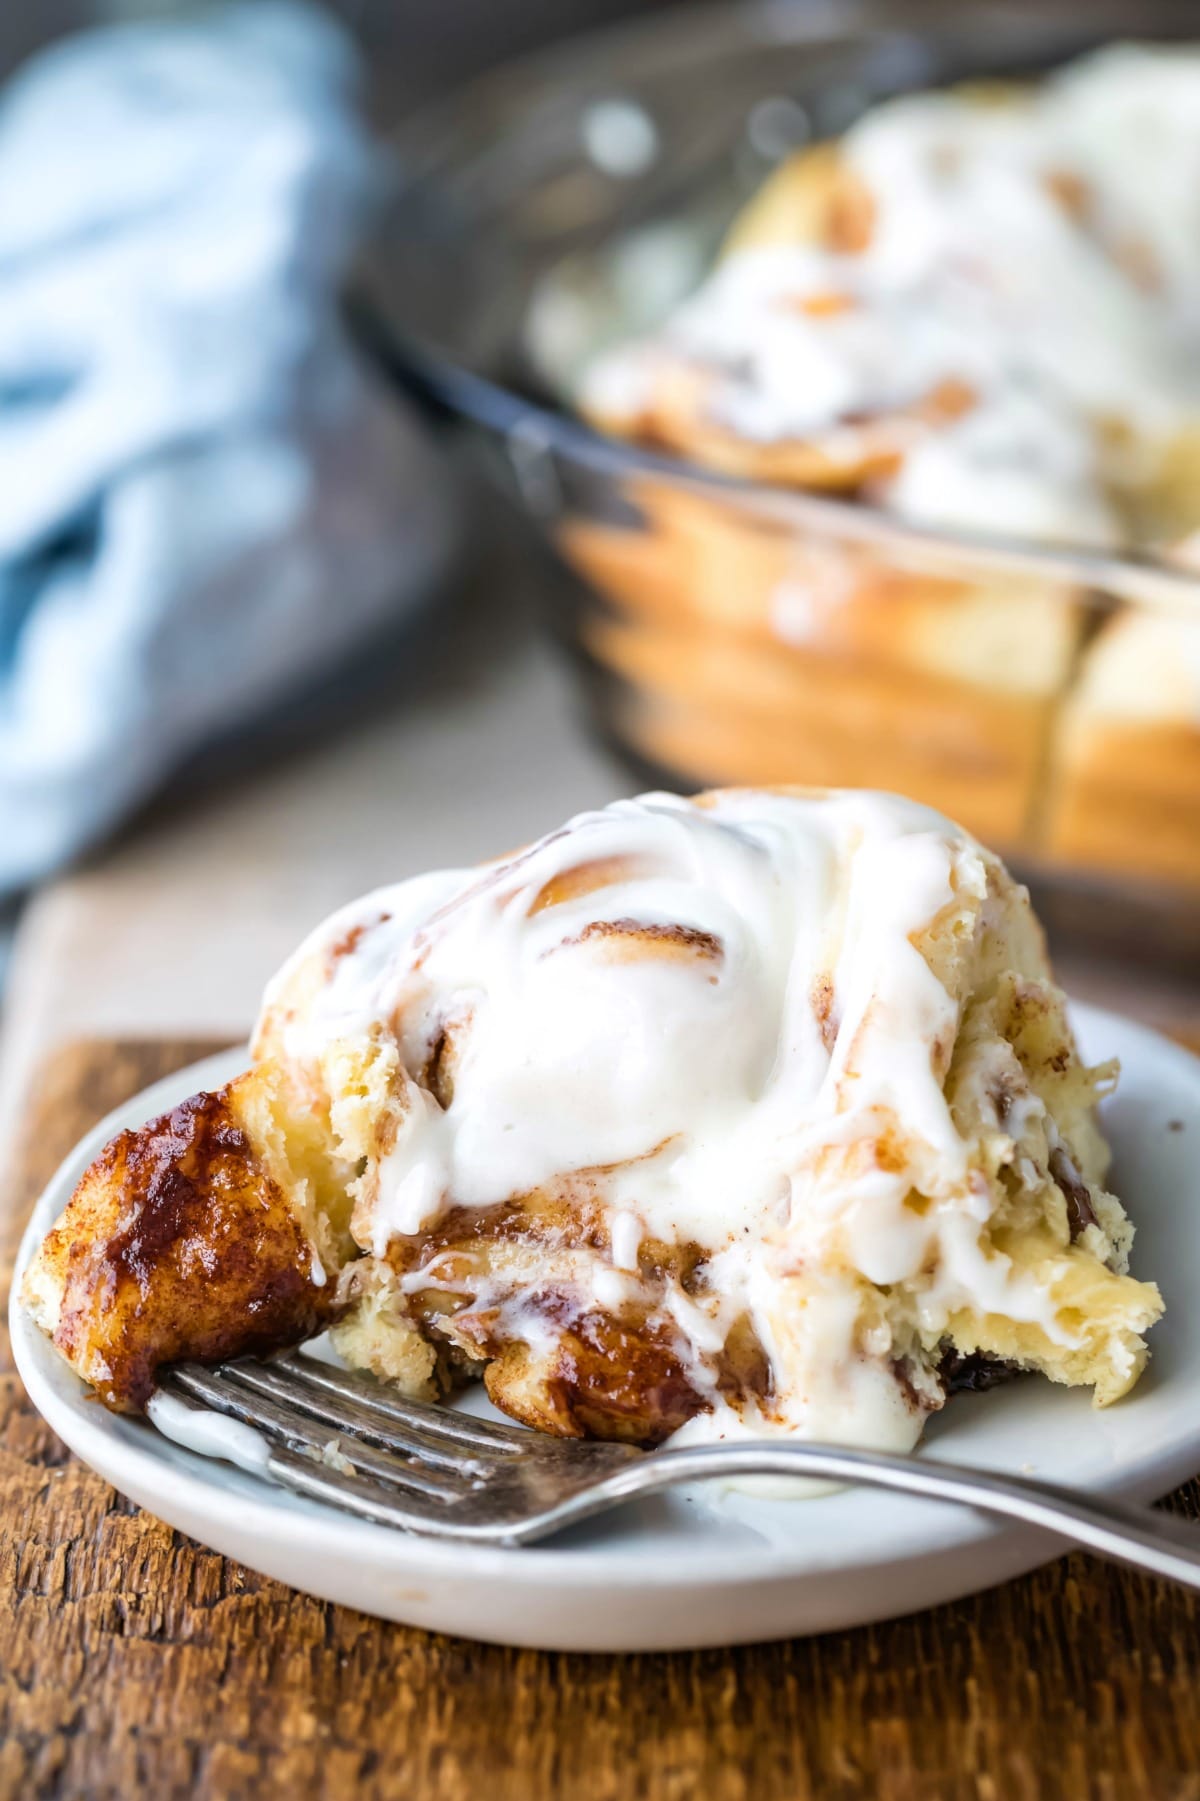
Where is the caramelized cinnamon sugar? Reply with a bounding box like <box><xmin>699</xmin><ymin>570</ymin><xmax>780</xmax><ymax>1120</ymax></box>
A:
<box><xmin>490</xmin><ymin>1299</ymin><xmax>774</xmax><ymax>1444</ymax></box>
<box><xmin>328</xmin><ymin>913</ymin><xmax>391</xmax><ymax>966</ymax></box>
<box><xmin>636</xmin><ymin>1237</ymin><xmax>707</xmax><ymax>1296</ymax></box>
<box><xmin>1050</xmin><ymin>1146</ymin><xmax>1100</xmax><ymax>1241</ymax></box>
<box><xmin>545</xmin><ymin>1310</ymin><xmax>702</xmax><ymax>1444</ymax></box>
<box><xmin>559</xmin><ymin>918</ymin><xmax>724</xmax><ymax>964</ymax></box>
<box><xmin>421</xmin><ymin>1021</ymin><xmax>462</xmax><ymax>1111</ymax></box>
<box><xmin>470</xmin><ymin>1308</ymin><xmax>702</xmax><ymax>1446</ymax></box>
<box><xmin>938</xmin><ymin>1346</ymin><xmax>1020</xmax><ymax>1394</ymax></box>
<box><xmin>46</xmin><ymin>1088</ymin><xmax>332</xmax><ymax>1410</ymax></box>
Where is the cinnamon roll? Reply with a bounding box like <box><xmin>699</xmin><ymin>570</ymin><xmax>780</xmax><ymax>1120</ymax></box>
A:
<box><xmin>578</xmin><ymin>44</ymin><xmax>1200</xmax><ymax>552</ymax></box>
<box><xmin>23</xmin><ymin>789</ymin><xmax>1162</xmax><ymax>1454</ymax></box>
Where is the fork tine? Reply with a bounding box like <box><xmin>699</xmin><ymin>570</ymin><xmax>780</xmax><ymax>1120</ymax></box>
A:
<box><xmin>279</xmin><ymin>1351</ymin><xmax>536</xmax><ymax>1453</ymax></box>
<box><xmin>264</xmin><ymin>1445</ymin><xmax>509</xmax><ymax>1541</ymax></box>
<box><xmin>222</xmin><ymin>1358</ymin><xmax>505</xmax><ymax>1477</ymax></box>
<box><xmin>161</xmin><ymin>1367</ymin><xmax>471</xmax><ymax>1503</ymax></box>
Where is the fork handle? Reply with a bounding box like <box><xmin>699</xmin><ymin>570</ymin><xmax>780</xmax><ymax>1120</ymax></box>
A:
<box><xmin>585</xmin><ymin>1443</ymin><xmax>1200</xmax><ymax>1586</ymax></box>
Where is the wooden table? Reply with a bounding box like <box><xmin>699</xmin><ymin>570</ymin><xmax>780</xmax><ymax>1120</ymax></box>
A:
<box><xmin>3</xmin><ymin>1039</ymin><xmax>1200</xmax><ymax>1801</ymax></box>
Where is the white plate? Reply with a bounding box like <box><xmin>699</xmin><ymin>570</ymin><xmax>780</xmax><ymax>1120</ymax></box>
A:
<box><xmin>11</xmin><ymin>1004</ymin><xmax>1200</xmax><ymax>1652</ymax></box>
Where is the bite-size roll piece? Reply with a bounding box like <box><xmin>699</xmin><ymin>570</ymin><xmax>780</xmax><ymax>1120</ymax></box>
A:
<box><xmin>23</xmin><ymin>789</ymin><xmax>1162</xmax><ymax>1452</ymax></box>
<box><xmin>21</xmin><ymin>1067</ymin><xmax>350</xmax><ymax>1411</ymax></box>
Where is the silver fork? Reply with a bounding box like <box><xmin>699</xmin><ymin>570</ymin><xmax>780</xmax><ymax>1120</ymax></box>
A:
<box><xmin>155</xmin><ymin>1353</ymin><xmax>1200</xmax><ymax>1584</ymax></box>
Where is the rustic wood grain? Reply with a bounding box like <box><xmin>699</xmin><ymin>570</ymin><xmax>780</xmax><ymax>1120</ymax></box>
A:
<box><xmin>3</xmin><ymin>1039</ymin><xmax>1200</xmax><ymax>1801</ymax></box>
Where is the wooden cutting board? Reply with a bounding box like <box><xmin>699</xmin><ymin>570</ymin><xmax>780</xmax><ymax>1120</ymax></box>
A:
<box><xmin>3</xmin><ymin>1038</ymin><xmax>1200</xmax><ymax>1801</ymax></box>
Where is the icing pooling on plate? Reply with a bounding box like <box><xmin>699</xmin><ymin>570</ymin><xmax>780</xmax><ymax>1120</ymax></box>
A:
<box><xmin>258</xmin><ymin>790</ymin><xmax>1076</xmax><ymax>1452</ymax></box>
<box><xmin>582</xmin><ymin>43</ymin><xmax>1200</xmax><ymax>548</ymax></box>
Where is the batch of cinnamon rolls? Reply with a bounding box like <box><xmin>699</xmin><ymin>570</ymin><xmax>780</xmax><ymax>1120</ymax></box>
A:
<box><xmin>562</xmin><ymin>43</ymin><xmax>1200</xmax><ymax>894</ymax></box>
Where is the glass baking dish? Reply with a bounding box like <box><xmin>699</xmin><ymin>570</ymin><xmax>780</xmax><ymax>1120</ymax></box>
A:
<box><xmin>359</xmin><ymin>0</ymin><xmax>1200</xmax><ymax>960</ymax></box>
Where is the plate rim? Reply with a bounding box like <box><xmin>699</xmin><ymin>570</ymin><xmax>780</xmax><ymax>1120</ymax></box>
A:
<box><xmin>11</xmin><ymin>1007</ymin><xmax>1200</xmax><ymax>1595</ymax></box>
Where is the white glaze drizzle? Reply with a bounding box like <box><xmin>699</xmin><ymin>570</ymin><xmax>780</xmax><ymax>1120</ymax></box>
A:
<box><xmin>147</xmin><ymin>1391</ymin><xmax>271</xmax><ymax>1474</ymax></box>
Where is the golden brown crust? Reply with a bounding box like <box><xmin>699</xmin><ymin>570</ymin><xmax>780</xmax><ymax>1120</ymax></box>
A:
<box><xmin>23</xmin><ymin>1079</ymin><xmax>335</xmax><ymax>1411</ymax></box>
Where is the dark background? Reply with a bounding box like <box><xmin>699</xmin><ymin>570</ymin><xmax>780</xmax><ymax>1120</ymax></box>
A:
<box><xmin>0</xmin><ymin>1</ymin><xmax>696</xmax><ymax>110</ymax></box>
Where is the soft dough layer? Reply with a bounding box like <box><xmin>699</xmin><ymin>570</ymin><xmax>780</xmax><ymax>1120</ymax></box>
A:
<box><xmin>24</xmin><ymin>789</ymin><xmax>1162</xmax><ymax>1449</ymax></box>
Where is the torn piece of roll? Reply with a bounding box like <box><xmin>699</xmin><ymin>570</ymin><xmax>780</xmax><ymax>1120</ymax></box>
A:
<box><xmin>23</xmin><ymin>789</ymin><xmax>1162</xmax><ymax>1452</ymax></box>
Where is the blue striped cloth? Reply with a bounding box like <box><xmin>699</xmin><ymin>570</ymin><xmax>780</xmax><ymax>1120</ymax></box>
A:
<box><xmin>0</xmin><ymin>2</ymin><xmax>454</xmax><ymax>894</ymax></box>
